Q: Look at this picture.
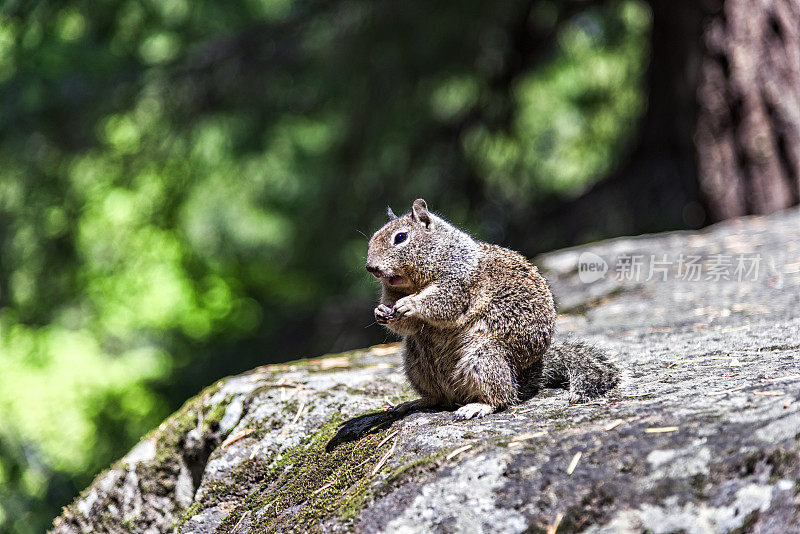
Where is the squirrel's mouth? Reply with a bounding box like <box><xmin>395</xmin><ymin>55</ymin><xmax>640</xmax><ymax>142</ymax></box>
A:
<box><xmin>375</xmin><ymin>272</ymin><xmax>407</xmax><ymax>286</ymax></box>
<box><xmin>386</xmin><ymin>275</ymin><xmax>406</xmax><ymax>286</ymax></box>
<box><xmin>368</xmin><ymin>267</ymin><xmax>409</xmax><ymax>287</ymax></box>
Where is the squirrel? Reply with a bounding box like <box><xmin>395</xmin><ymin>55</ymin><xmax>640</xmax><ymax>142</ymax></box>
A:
<box><xmin>366</xmin><ymin>199</ymin><xmax>619</xmax><ymax>420</ymax></box>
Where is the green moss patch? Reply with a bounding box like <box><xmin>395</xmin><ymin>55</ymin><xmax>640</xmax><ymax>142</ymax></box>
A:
<box><xmin>216</xmin><ymin>414</ymin><xmax>398</xmax><ymax>532</ymax></box>
<box><xmin>148</xmin><ymin>381</ymin><xmax>227</xmax><ymax>461</ymax></box>
<box><xmin>58</xmin><ymin>382</ymin><xmax>229</xmax><ymax>533</ymax></box>
<box><xmin>137</xmin><ymin>381</ymin><xmax>228</xmax><ymax>495</ymax></box>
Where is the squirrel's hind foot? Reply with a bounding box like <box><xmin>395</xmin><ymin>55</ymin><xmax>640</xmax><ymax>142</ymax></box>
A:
<box><xmin>452</xmin><ymin>403</ymin><xmax>495</xmax><ymax>420</ymax></box>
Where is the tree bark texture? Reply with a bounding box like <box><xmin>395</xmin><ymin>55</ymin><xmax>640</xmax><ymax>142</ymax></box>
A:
<box><xmin>696</xmin><ymin>0</ymin><xmax>800</xmax><ymax>219</ymax></box>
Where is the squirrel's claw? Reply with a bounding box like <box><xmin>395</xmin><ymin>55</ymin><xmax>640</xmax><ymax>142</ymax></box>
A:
<box><xmin>374</xmin><ymin>304</ymin><xmax>393</xmax><ymax>324</ymax></box>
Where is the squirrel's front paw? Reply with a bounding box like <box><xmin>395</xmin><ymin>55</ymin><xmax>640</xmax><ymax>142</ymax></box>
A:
<box><xmin>390</xmin><ymin>296</ymin><xmax>419</xmax><ymax>321</ymax></box>
<box><xmin>374</xmin><ymin>304</ymin><xmax>393</xmax><ymax>324</ymax></box>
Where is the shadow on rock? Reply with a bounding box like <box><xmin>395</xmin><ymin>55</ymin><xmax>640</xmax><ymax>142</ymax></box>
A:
<box><xmin>326</xmin><ymin>410</ymin><xmax>401</xmax><ymax>451</ymax></box>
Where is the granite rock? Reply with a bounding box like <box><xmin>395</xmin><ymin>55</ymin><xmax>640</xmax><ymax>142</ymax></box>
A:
<box><xmin>53</xmin><ymin>208</ymin><xmax>800</xmax><ymax>533</ymax></box>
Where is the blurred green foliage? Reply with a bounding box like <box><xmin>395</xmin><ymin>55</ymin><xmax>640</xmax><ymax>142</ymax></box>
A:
<box><xmin>0</xmin><ymin>0</ymin><xmax>649</xmax><ymax>530</ymax></box>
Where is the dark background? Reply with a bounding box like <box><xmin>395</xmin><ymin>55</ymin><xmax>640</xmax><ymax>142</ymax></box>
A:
<box><xmin>1</xmin><ymin>0</ymin><xmax>798</xmax><ymax>531</ymax></box>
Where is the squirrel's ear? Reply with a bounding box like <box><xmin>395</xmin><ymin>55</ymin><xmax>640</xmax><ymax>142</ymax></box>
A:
<box><xmin>386</xmin><ymin>206</ymin><xmax>397</xmax><ymax>221</ymax></box>
<box><xmin>411</xmin><ymin>198</ymin><xmax>432</xmax><ymax>228</ymax></box>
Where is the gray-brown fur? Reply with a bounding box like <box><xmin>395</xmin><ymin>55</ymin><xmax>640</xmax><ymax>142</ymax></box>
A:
<box><xmin>366</xmin><ymin>199</ymin><xmax>619</xmax><ymax>420</ymax></box>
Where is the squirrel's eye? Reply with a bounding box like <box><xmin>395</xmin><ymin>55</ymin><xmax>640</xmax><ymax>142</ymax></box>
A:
<box><xmin>393</xmin><ymin>232</ymin><xmax>408</xmax><ymax>245</ymax></box>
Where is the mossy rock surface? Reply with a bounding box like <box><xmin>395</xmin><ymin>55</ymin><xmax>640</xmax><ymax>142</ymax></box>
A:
<box><xmin>53</xmin><ymin>209</ymin><xmax>800</xmax><ymax>533</ymax></box>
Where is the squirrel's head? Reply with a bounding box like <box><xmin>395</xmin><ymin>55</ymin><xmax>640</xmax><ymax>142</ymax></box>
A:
<box><xmin>366</xmin><ymin>198</ymin><xmax>437</xmax><ymax>291</ymax></box>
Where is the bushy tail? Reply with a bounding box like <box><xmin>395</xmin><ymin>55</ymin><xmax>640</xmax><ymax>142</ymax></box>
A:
<box><xmin>542</xmin><ymin>340</ymin><xmax>620</xmax><ymax>403</ymax></box>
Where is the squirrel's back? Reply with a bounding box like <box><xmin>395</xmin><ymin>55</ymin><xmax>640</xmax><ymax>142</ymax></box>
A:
<box><xmin>470</xmin><ymin>242</ymin><xmax>556</xmax><ymax>365</ymax></box>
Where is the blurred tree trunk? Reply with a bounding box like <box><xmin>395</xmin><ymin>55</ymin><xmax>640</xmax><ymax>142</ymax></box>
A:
<box><xmin>696</xmin><ymin>0</ymin><xmax>800</xmax><ymax>219</ymax></box>
<box><xmin>525</xmin><ymin>0</ymin><xmax>800</xmax><ymax>253</ymax></box>
<box><xmin>522</xmin><ymin>0</ymin><xmax>705</xmax><ymax>252</ymax></box>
